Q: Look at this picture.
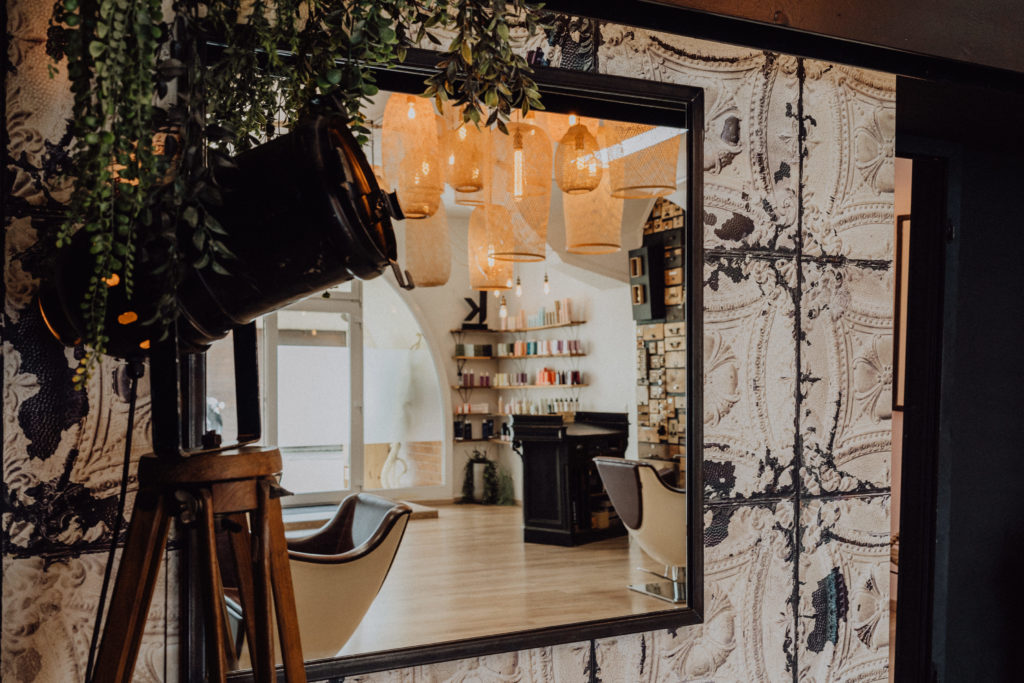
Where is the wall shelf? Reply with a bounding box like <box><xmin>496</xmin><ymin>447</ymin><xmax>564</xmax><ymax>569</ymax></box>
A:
<box><xmin>450</xmin><ymin>320</ymin><xmax>586</xmax><ymax>335</ymax></box>
<box><xmin>454</xmin><ymin>384</ymin><xmax>587</xmax><ymax>391</ymax></box>
<box><xmin>496</xmin><ymin>353</ymin><xmax>586</xmax><ymax>360</ymax></box>
<box><xmin>499</xmin><ymin>320</ymin><xmax>586</xmax><ymax>333</ymax></box>
<box><xmin>452</xmin><ymin>311</ymin><xmax>588</xmax><ymax>453</ymax></box>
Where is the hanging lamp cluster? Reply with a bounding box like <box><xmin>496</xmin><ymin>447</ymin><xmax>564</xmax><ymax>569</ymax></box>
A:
<box><xmin>380</xmin><ymin>93</ymin><xmax>684</xmax><ymax>290</ymax></box>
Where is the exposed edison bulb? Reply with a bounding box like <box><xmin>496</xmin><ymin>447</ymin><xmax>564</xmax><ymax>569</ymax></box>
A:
<box><xmin>494</xmin><ymin>289</ymin><xmax>502</xmax><ymax>298</ymax></box>
<box><xmin>407</xmin><ymin>101</ymin><xmax>416</xmax><ymax>120</ymax></box>
<box><xmin>515</xmin><ymin>276</ymin><xmax>522</xmax><ymax>297</ymax></box>
<box><xmin>499</xmin><ymin>296</ymin><xmax>508</xmax><ymax>319</ymax></box>
<box><xmin>543</xmin><ymin>272</ymin><xmax>550</xmax><ymax>295</ymax></box>
<box><xmin>448</xmin><ymin>153</ymin><xmax>455</xmax><ymax>166</ymax></box>
<box><xmin>513</xmin><ymin>130</ymin><xmax>525</xmax><ymax>200</ymax></box>
<box><xmin>568</xmin><ymin>114</ymin><xmax>578</xmax><ymax>126</ymax></box>
<box><xmin>505</xmin><ymin>277</ymin><xmax>513</xmax><ymax>288</ymax></box>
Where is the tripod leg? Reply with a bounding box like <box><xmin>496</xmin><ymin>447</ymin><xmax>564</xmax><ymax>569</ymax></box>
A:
<box><xmin>226</xmin><ymin>512</ymin><xmax>263</xmax><ymax>676</ymax></box>
<box><xmin>94</xmin><ymin>485</ymin><xmax>171</xmax><ymax>683</ymax></box>
<box><xmin>197</xmin><ymin>488</ymin><xmax>229</xmax><ymax>682</ymax></box>
<box><xmin>260</xmin><ymin>478</ymin><xmax>307</xmax><ymax>683</ymax></box>
<box><xmin>250</xmin><ymin>482</ymin><xmax>277</xmax><ymax>681</ymax></box>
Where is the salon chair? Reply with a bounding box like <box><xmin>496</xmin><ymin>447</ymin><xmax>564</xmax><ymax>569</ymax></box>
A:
<box><xmin>226</xmin><ymin>492</ymin><xmax>411</xmax><ymax>663</ymax></box>
<box><xmin>594</xmin><ymin>457</ymin><xmax>687</xmax><ymax>604</ymax></box>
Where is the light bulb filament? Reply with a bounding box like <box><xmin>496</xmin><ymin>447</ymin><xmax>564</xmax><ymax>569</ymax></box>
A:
<box><xmin>513</xmin><ymin>130</ymin><xmax>525</xmax><ymax>199</ymax></box>
<box><xmin>513</xmin><ymin>149</ymin><xmax>524</xmax><ymax>198</ymax></box>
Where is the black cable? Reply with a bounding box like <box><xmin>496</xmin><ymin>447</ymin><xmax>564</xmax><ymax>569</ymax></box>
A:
<box><xmin>84</xmin><ymin>358</ymin><xmax>146</xmax><ymax>683</ymax></box>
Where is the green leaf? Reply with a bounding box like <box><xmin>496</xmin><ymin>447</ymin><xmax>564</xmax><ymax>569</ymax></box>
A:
<box><xmin>88</xmin><ymin>41</ymin><xmax>106</xmax><ymax>58</ymax></box>
<box><xmin>461</xmin><ymin>41</ymin><xmax>473</xmax><ymax>65</ymax></box>
<box><xmin>326</xmin><ymin>68</ymin><xmax>342</xmax><ymax>85</ymax></box>
<box><xmin>183</xmin><ymin>205</ymin><xmax>198</xmax><ymax>227</ymax></box>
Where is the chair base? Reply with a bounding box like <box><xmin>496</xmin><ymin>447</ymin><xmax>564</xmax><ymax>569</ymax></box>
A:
<box><xmin>630</xmin><ymin>566</ymin><xmax>687</xmax><ymax>604</ymax></box>
<box><xmin>628</xmin><ymin>580</ymin><xmax>687</xmax><ymax>604</ymax></box>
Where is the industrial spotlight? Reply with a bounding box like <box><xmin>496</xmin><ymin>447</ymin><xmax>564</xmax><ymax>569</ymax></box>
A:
<box><xmin>39</xmin><ymin>113</ymin><xmax>412</xmax><ymax>357</ymax></box>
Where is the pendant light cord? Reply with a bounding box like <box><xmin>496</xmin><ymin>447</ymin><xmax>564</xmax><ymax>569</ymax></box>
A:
<box><xmin>84</xmin><ymin>357</ymin><xmax>145</xmax><ymax>683</ymax></box>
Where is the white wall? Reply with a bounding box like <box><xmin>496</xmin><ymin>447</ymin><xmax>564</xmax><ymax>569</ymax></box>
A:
<box><xmin>392</xmin><ymin>192</ymin><xmax>641</xmax><ymax>501</ymax></box>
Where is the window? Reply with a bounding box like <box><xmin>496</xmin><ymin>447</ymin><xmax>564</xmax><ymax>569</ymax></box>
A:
<box><xmin>206</xmin><ymin>278</ymin><xmax>447</xmax><ymax>506</ymax></box>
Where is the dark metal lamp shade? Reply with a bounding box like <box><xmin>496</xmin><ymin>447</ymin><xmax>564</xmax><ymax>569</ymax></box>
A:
<box><xmin>39</xmin><ymin>114</ymin><xmax>409</xmax><ymax>357</ymax></box>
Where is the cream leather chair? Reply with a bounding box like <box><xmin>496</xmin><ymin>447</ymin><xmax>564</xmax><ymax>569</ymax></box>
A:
<box><xmin>594</xmin><ymin>457</ymin><xmax>687</xmax><ymax>603</ymax></box>
<box><xmin>227</xmin><ymin>492</ymin><xmax>411</xmax><ymax>663</ymax></box>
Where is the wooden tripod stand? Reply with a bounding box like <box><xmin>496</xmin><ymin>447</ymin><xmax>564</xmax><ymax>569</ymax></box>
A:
<box><xmin>92</xmin><ymin>447</ymin><xmax>307</xmax><ymax>682</ymax></box>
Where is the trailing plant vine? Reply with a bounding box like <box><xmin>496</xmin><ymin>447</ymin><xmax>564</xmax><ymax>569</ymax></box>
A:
<box><xmin>47</xmin><ymin>0</ymin><xmax>547</xmax><ymax>384</ymax></box>
<box><xmin>49</xmin><ymin>0</ymin><xmax>168</xmax><ymax>383</ymax></box>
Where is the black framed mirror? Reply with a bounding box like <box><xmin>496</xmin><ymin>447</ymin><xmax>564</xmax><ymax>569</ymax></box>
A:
<box><xmin>188</xmin><ymin>49</ymin><xmax>705</xmax><ymax>681</ymax></box>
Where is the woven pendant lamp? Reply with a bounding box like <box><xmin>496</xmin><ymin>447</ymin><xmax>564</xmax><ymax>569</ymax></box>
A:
<box><xmin>454</xmin><ymin>126</ymin><xmax>492</xmax><ymax>207</ymax></box>
<box><xmin>554</xmin><ymin>119</ymin><xmax>602</xmax><ymax>195</ymax></box>
<box><xmin>382</xmin><ymin>93</ymin><xmax>444</xmax><ymax>218</ymax></box>
<box><xmin>539</xmin><ymin>112</ymin><xmax>599</xmax><ymax>145</ymax></box>
<box><xmin>404</xmin><ymin>202</ymin><xmax>451</xmax><ymax>286</ymax></box>
<box><xmin>442</xmin><ymin>103</ymin><xmax>489</xmax><ymax>193</ymax></box>
<box><xmin>492</xmin><ymin>121</ymin><xmax>551</xmax><ymax>262</ymax></box>
<box><xmin>607</xmin><ymin>121</ymin><xmax>680</xmax><ymax>199</ymax></box>
<box><xmin>564</xmin><ymin>125</ymin><xmax>624</xmax><ymax>254</ymax></box>
<box><xmin>468</xmin><ymin>204</ymin><xmax>514</xmax><ymax>290</ymax></box>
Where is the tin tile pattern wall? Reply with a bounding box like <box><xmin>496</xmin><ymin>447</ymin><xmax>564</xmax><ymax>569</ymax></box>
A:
<box><xmin>3</xmin><ymin>2</ymin><xmax>176</xmax><ymax>681</ymax></box>
<box><xmin>2</xmin><ymin>11</ymin><xmax>892</xmax><ymax>682</ymax></box>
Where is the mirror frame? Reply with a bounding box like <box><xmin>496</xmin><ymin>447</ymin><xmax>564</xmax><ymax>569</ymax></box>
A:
<box><xmin>191</xmin><ymin>47</ymin><xmax>705</xmax><ymax>681</ymax></box>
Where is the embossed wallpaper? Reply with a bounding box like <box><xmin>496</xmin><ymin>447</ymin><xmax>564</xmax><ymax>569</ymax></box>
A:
<box><xmin>3</xmin><ymin>9</ymin><xmax>893</xmax><ymax>682</ymax></box>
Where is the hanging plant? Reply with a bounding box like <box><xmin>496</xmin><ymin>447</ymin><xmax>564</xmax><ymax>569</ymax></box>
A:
<box><xmin>46</xmin><ymin>0</ymin><xmax>547</xmax><ymax>385</ymax></box>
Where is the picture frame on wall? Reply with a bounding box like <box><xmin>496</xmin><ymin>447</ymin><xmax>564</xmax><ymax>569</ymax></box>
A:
<box><xmin>893</xmin><ymin>214</ymin><xmax>911</xmax><ymax>410</ymax></box>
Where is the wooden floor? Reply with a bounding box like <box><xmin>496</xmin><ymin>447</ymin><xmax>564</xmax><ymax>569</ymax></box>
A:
<box><xmin>330</xmin><ymin>503</ymin><xmax>684</xmax><ymax>658</ymax></box>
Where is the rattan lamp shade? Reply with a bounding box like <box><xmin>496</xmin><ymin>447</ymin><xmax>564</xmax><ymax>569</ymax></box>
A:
<box><xmin>382</xmin><ymin>94</ymin><xmax>444</xmax><ymax>218</ymax></box>
<box><xmin>404</xmin><ymin>202</ymin><xmax>451</xmax><ymax>287</ymax></box>
<box><xmin>540</xmin><ymin>112</ymin><xmax>599</xmax><ymax>144</ymax></box>
<box><xmin>454</xmin><ymin>125</ymin><xmax>492</xmax><ymax>207</ymax></box>
<box><xmin>555</xmin><ymin>123</ymin><xmax>602</xmax><ymax>195</ymax></box>
<box><xmin>564</xmin><ymin>169</ymin><xmax>623</xmax><ymax>254</ymax></box>
<box><xmin>492</xmin><ymin>122</ymin><xmax>551</xmax><ymax>262</ymax></box>
<box><xmin>607</xmin><ymin>121</ymin><xmax>680</xmax><ymax>199</ymax></box>
<box><xmin>468</xmin><ymin>205</ymin><xmax>513</xmax><ymax>291</ymax></box>
<box><xmin>442</xmin><ymin>103</ymin><xmax>489</xmax><ymax>193</ymax></box>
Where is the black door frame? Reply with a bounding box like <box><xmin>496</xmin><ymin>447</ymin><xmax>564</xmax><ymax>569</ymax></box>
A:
<box><xmin>892</xmin><ymin>136</ymin><xmax>960</xmax><ymax>682</ymax></box>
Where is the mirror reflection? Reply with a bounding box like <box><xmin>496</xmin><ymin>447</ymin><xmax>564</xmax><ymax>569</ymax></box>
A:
<box><xmin>207</xmin><ymin>89</ymin><xmax>693</xmax><ymax>669</ymax></box>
